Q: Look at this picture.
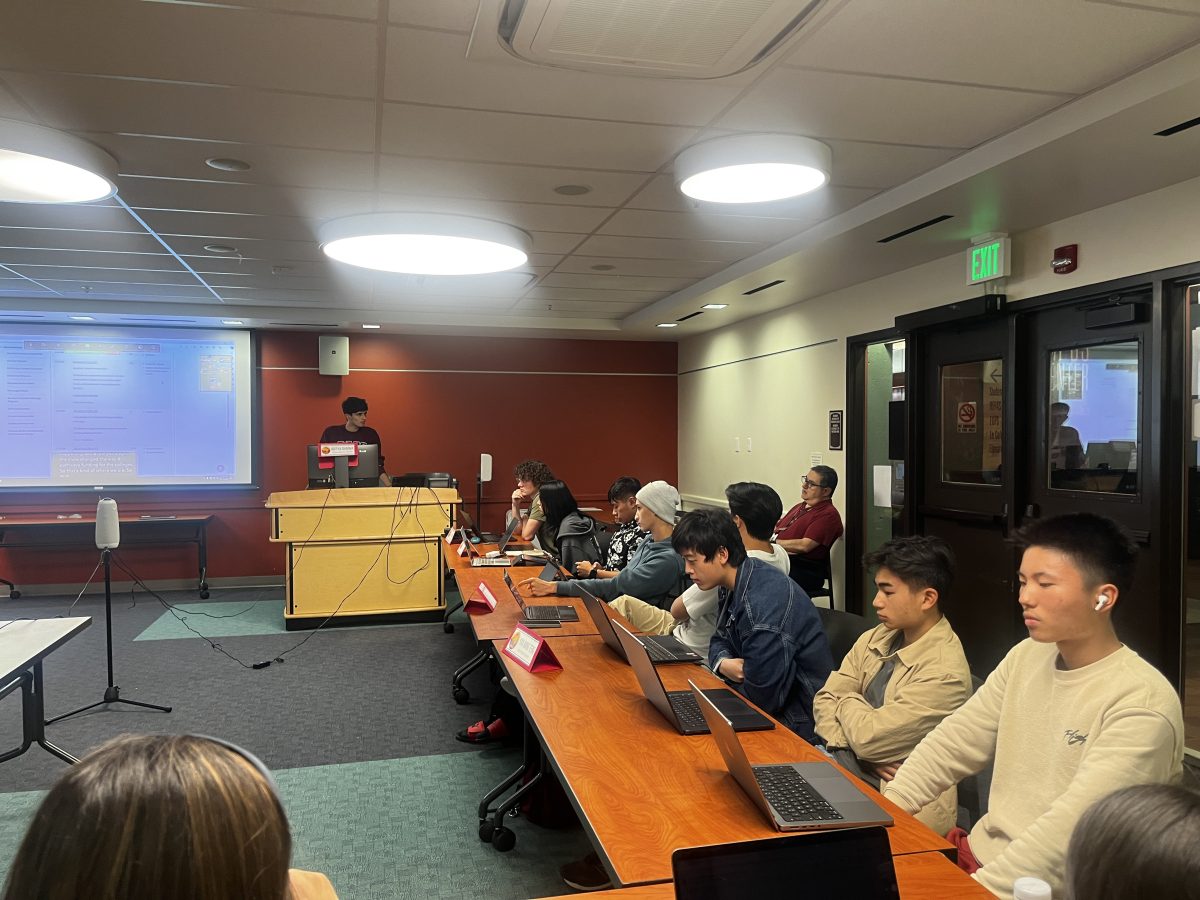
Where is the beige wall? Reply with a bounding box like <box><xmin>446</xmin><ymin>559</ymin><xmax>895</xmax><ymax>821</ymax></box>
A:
<box><xmin>678</xmin><ymin>172</ymin><xmax>1200</xmax><ymax>599</ymax></box>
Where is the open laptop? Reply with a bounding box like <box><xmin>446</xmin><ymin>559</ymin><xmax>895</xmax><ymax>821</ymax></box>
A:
<box><xmin>611</xmin><ymin>620</ymin><xmax>772</xmax><ymax>735</ymax></box>
<box><xmin>672</xmin><ymin>828</ymin><xmax>899</xmax><ymax>899</ymax></box>
<box><xmin>501</xmin><ymin>570</ymin><xmax>579</xmax><ymax>623</ymax></box>
<box><xmin>578</xmin><ymin>585</ymin><xmax>702</xmax><ymax>665</ymax></box>
<box><xmin>690</xmin><ymin>680</ymin><xmax>893</xmax><ymax>831</ymax></box>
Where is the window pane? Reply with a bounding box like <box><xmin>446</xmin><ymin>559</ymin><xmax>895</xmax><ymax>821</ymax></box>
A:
<box><xmin>1048</xmin><ymin>341</ymin><xmax>1138</xmax><ymax>493</ymax></box>
<box><xmin>862</xmin><ymin>340</ymin><xmax>906</xmax><ymax>612</ymax></box>
<box><xmin>940</xmin><ymin>359</ymin><xmax>1003</xmax><ymax>485</ymax></box>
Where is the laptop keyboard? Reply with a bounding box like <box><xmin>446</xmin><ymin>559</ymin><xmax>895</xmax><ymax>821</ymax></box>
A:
<box><xmin>752</xmin><ymin>766</ymin><xmax>845</xmax><ymax>823</ymax></box>
<box><xmin>643</xmin><ymin>638</ymin><xmax>695</xmax><ymax>662</ymax></box>
<box><xmin>523</xmin><ymin>605</ymin><xmax>563</xmax><ymax>620</ymax></box>
<box><xmin>668</xmin><ymin>693</ymin><xmax>708</xmax><ymax>730</ymax></box>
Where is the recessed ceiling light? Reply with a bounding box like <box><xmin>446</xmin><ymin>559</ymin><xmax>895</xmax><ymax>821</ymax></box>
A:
<box><xmin>0</xmin><ymin>117</ymin><xmax>118</xmax><ymax>203</ymax></box>
<box><xmin>320</xmin><ymin>213</ymin><xmax>530</xmax><ymax>276</ymax></box>
<box><xmin>553</xmin><ymin>184</ymin><xmax>592</xmax><ymax>196</ymax></box>
<box><xmin>205</xmin><ymin>157</ymin><xmax>251</xmax><ymax>171</ymax></box>
<box><xmin>362</xmin><ymin>323</ymin><xmax>381</xmax><ymax>329</ymax></box>
<box><xmin>656</xmin><ymin>322</ymin><xmax>678</xmax><ymax>328</ymax></box>
<box><xmin>221</xmin><ymin>319</ymin><xmax>244</xmax><ymax>326</ymax></box>
<box><xmin>590</xmin><ymin>264</ymin><xmax>616</xmax><ymax>271</ymax></box>
<box><xmin>69</xmin><ymin>315</ymin><xmax>95</xmax><ymax>321</ymax></box>
<box><xmin>675</xmin><ymin>134</ymin><xmax>830</xmax><ymax>204</ymax></box>
<box><xmin>702</xmin><ymin>304</ymin><xmax>728</xmax><ymax>310</ymax></box>
<box><xmin>203</xmin><ymin>243</ymin><xmax>238</xmax><ymax>254</ymax></box>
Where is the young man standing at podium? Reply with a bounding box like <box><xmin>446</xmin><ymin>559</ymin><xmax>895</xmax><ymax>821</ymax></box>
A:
<box><xmin>320</xmin><ymin>396</ymin><xmax>390</xmax><ymax>486</ymax></box>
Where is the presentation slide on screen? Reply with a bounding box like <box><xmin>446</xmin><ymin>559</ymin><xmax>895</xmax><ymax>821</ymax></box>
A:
<box><xmin>0</xmin><ymin>325</ymin><xmax>254</xmax><ymax>489</ymax></box>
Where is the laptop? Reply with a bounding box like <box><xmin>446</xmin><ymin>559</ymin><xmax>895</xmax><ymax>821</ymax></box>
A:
<box><xmin>611</xmin><ymin>620</ymin><xmax>773</xmax><ymax>735</ymax></box>
<box><xmin>578</xmin><ymin>585</ymin><xmax>702</xmax><ymax>665</ymax></box>
<box><xmin>672</xmin><ymin>828</ymin><xmax>899</xmax><ymax>899</ymax></box>
<box><xmin>536</xmin><ymin>555</ymin><xmax>573</xmax><ymax>580</ymax></box>
<box><xmin>495</xmin><ymin>516</ymin><xmax>524</xmax><ymax>552</ymax></box>
<box><xmin>502</xmin><ymin>570</ymin><xmax>579</xmax><ymax>623</ymax></box>
<box><xmin>690</xmin><ymin>680</ymin><xmax>893</xmax><ymax>831</ymax></box>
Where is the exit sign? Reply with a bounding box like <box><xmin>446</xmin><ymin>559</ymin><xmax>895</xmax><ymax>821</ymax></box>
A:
<box><xmin>968</xmin><ymin>237</ymin><xmax>1010</xmax><ymax>285</ymax></box>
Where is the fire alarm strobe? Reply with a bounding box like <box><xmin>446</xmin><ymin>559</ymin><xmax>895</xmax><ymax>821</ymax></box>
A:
<box><xmin>1052</xmin><ymin>244</ymin><xmax>1078</xmax><ymax>274</ymax></box>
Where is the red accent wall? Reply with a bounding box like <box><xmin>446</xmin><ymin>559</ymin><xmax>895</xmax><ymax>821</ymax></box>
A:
<box><xmin>0</xmin><ymin>332</ymin><xmax>677</xmax><ymax>586</ymax></box>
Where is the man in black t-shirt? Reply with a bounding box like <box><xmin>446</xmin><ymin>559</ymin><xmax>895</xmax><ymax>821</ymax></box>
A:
<box><xmin>319</xmin><ymin>396</ymin><xmax>390</xmax><ymax>486</ymax></box>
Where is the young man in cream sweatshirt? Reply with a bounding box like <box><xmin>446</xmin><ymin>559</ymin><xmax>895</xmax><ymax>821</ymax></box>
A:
<box><xmin>882</xmin><ymin>513</ymin><xmax>1184</xmax><ymax>900</ymax></box>
<box><xmin>813</xmin><ymin>534</ymin><xmax>972</xmax><ymax>836</ymax></box>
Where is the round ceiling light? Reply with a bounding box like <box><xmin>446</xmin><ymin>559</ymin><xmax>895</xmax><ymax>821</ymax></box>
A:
<box><xmin>319</xmin><ymin>213</ymin><xmax>530</xmax><ymax>275</ymax></box>
<box><xmin>674</xmin><ymin>134</ymin><xmax>831</xmax><ymax>204</ymax></box>
<box><xmin>0</xmin><ymin>117</ymin><xmax>118</xmax><ymax>203</ymax></box>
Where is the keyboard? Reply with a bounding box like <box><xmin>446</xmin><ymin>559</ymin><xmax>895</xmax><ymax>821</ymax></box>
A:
<box><xmin>523</xmin><ymin>605</ymin><xmax>565</xmax><ymax>620</ymax></box>
<box><xmin>471</xmin><ymin>557</ymin><xmax>512</xmax><ymax>567</ymax></box>
<box><xmin>667</xmin><ymin>693</ymin><xmax>708</xmax><ymax>731</ymax></box>
<box><xmin>642</xmin><ymin>636</ymin><xmax>699</xmax><ymax>662</ymax></box>
<box><xmin>752</xmin><ymin>765</ymin><xmax>845</xmax><ymax>823</ymax></box>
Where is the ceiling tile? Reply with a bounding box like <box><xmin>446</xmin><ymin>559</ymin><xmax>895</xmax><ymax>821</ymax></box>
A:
<box><xmin>554</xmin><ymin>256</ymin><xmax>728</xmax><ymax>278</ymax></box>
<box><xmin>0</xmin><ymin>203</ymin><xmax>140</xmax><ymax>233</ymax></box>
<box><xmin>16</xmin><ymin>267</ymin><xmax>201</xmax><ymax>287</ymax></box>
<box><xmin>374</xmin><ymin>194</ymin><xmax>612</xmax><ymax>233</ymax></box>
<box><xmin>573</xmin><ymin>234</ymin><xmax>766</xmax><ymax>261</ymax></box>
<box><xmin>90</xmin><ymin>133</ymin><xmax>376</xmax><ymax>191</ymax></box>
<box><xmin>170</xmin><ymin>235</ymin><xmax>325</xmax><ymax>263</ymax></box>
<box><xmin>0</xmin><ymin>229</ymin><xmax>168</xmax><ymax>255</ymax></box>
<box><xmin>718</xmin><ymin>68</ymin><xmax>1067</xmax><ymax>148</ymax></box>
<box><xmin>527</xmin><ymin>231</ymin><xmax>587</xmax><ymax>255</ymax></box>
<box><xmin>138</xmin><ymin>210</ymin><xmax>316</xmax><ymax>243</ymax></box>
<box><xmin>0</xmin><ymin>4</ymin><xmax>377</xmax><ymax>96</ymax></box>
<box><xmin>626</xmin><ymin>175</ymin><xmax>879</xmax><ymax>218</ymax></box>
<box><xmin>511</xmin><ymin>298</ymin><xmax>642</xmax><ymax>316</ymax></box>
<box><xmin>381</xmin><ymin>104</ymin><xmax>700</xmax><ymax>171</ymax></box>
<box><xmin>788</xmin><ymin>0</ymin><xmax>1200</xmax><ymax>93</ymax></box>
<box><xmin>0</xmin><ymin>249</ymin><xmax>181</xmax><ymax>272</ymax></box>
<box><xmin>119</xmin><ymin>177</ymin><xmax>373</xmax><ymax>221</ymax></box>
<box><xmin>2</xmin><ymin>72</ymin><xmax>377</xmax><ymax>152</ymax></box>
<box><xmin>821</xmin><ymin>138</ymin><xmax>962</xmax><ymax>189</ymax></box>
<box><xmin>384</xmin><ymin>27</ymin><xmax>742</xmax><ymax>127</ymax></box>
<box><xmin>597</xmin><ymin>209</ymin><xmax>804</xmax><ymax>243</ymax></box>
<box><xmin>539</xmin><ymin>272</ymin><xmax>693</xmax><ymax>292</ymax></box>
<box><xmin>376</xmin><ymin>156</ymin><xmax>647</xmax><ymax>207</ymax></box>
<box><xmin>388</xmin><ymin>0</ymin><xmax>480</xmax><ymax>30</ymax></box>
<box><xmin>523</xmin><ymin>285</ymin><xmax>668</xmax><ymax>304</ymax></box>
<box><xmin>0</xmin><ymin>77</ymin><xmax>31</xmax><ymax>118</ymax></box>
<box><xmin>43</xmin><ymin>283</ymin><xmax>219</xmax><ymax>301</ymax></box>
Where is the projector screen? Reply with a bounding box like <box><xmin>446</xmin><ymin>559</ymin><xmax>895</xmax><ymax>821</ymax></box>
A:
<box><xmin>0</xmin><ymin>324</ymin><xmax>257</xmax><ymax>490</ymax></box>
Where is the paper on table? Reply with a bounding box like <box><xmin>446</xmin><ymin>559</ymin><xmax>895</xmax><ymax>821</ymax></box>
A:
<box><xmin>873</xmin><ymin>465</ymin><xmax>893</xmax><ymax>508</ymax></box>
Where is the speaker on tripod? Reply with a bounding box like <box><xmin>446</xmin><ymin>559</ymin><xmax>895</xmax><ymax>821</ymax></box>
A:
<box><xmin>46</xmin><ymin>499</ymin><xmax>172</xmax><ymax>727</ymax></box>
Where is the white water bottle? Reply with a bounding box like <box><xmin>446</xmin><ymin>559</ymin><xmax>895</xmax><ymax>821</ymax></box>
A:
<box><xmin>1013</xmin><ymin>877</ymin><xmax>1052</xmax><ymax>900</ymax></box>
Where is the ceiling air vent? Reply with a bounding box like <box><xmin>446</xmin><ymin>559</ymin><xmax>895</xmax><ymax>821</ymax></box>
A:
<box><xmin>1155</xmin><ymin>115</ymin><xmax>1200</xmax><ymax>137</ymax></box>
<box><xmin>877</xmin><ymin>214</ymin><xmax>954</xmax><ymax>244</ymax></box>
<box><xmin>744</xmin><ymin>278</ymin><xmax>784</xmax><ymax>296</ymax></box>
<box><xmin>492</xmin><ymin>0</ymin><xmax>828</xmax><ymax>79</ymax></box>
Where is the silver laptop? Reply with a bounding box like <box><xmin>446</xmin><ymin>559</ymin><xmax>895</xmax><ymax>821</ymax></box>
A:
<box><xmin>612</xmin><ymin>621</ymin><xmax>772</xmax><ymax>735</ymax></box>
<box><xmin>501</xmin><ymin>570</ymin><xmax>579</xmax><ymax>623</ymax></box>
<box><xmin>578</xmin><ymin>585</ymin><xmax>702</xmax><ymax>665</ymax></box>
<box><xmin>690</xmin><ymin>680</ymin><xmax>893</xmax><ymax>831</ymax></box>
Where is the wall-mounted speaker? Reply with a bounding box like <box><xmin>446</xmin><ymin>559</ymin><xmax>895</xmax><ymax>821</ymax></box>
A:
<box><xmin>318</xmin><ymin>335</ymin><xmax>349</xmax><ymax>376</ymax></box>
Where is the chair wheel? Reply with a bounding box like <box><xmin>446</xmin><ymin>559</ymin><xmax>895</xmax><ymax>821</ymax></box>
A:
<box><xmin>491</xmin><ymin>825</ymin><xmax>516</xmax><ymax>851</ymax></box>
<box><xmin>9</xmin><ymin>590</ymin><xmax>19</xmax><ymax>600</ymax></box>
<box><xmin>452</xmin><ymin>687</ymin><xmax>470</xmax><ymax>704</ymax></box>
<box><xmin>478</xmin><ymin>820</ymin><xmax>494</xmax><ymax>842</ymax></box>
<box><xmin>443</xmin><ymin>623</ymin><xmax>454</xmax><ymax>633</ymax></box>
<box><xmin>199</xmin><ymin>590</ymin><xmax>210</xmax><ymax>599</ymax></box>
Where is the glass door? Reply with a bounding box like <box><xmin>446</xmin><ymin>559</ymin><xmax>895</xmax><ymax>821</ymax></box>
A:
<box><xmin>860</xmin><ymin>339</ymin><xmax>907</xmax><ymax>621</ymax></box>
<box><xmin>1185</xmin><ymin>283</ymin><xmax>1200</xmax><ymax>751</ymax></box>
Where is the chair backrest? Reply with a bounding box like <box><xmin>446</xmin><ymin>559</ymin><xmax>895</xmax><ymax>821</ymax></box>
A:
<box><xmin>816</xmin><ymin>607</ymin><xmax>871</xmax><ymax>668</ymax></box>
<box><xmin>806</xmin><ymin>555</ymin><xmax>834</xmax><ymax>604</ymax></box>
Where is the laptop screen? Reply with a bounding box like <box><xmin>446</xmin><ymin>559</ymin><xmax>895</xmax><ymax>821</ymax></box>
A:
<box><xmin>672</xmin><ymin>828</ymin><xmax>898</xmax><ymax>899</ymax></box>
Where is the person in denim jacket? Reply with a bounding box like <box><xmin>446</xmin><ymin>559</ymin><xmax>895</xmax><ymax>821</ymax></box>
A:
<box><xmin>675</xmin><ymin>507</ymin><xmax>833</xmax><ymax>741</ymax></box>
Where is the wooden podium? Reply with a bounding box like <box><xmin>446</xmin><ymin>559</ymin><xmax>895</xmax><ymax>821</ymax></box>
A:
<box><xmin>266</xmin><ymin>487</ymin><xmax>459</xmax><ymax>628</ymax></box>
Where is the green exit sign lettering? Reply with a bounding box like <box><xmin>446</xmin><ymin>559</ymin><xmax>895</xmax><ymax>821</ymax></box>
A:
<box><xmin>968</xmin><ymin>237</ymin><xmax>1010</xmax><ymax>285</ymax></box>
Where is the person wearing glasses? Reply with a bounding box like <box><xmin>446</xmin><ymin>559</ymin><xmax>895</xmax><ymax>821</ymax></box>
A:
<box><xmin>774</xmin><ymin>465</ymin><xmax>844</xmax><ymax>595</ymax></box>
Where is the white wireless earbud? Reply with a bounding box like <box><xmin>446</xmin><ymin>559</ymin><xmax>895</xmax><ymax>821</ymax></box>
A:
<box><xmin>1094</xmin><ymin>595</ymin><xmax>1109</xmax><ymax>611</ymax></box>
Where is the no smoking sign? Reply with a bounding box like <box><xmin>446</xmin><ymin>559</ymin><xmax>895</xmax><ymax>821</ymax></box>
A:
<box><xmin>956</xmin><ymin>401</ymin><xmax>977</xmax><ymax>433</ymax></box>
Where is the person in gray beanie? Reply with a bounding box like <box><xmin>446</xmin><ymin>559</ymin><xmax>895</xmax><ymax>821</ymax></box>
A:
<box><xmin>519</xmin><ymin>479</ymin><xmax>686</xmax><ymax>610</ymax></box>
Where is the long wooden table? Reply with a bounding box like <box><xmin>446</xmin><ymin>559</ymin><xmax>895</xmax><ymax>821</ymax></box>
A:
<box><xmin>494</xmin><ymin>634</ymin><xmax>955</xmax><ymax>888</ymax></box>
<box><xmin>535</xmin><ymin>850</ymin><xmax>993</xmax><ymax>899</ymax></box>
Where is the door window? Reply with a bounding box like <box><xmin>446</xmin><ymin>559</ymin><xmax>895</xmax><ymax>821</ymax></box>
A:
<box><xmin>940</xmin><ymin>359</ymin><xmax>1003</xmax><ymax>485</ymax></box>
<box><xmin>1047</xmin><ymin>341</ymin><xmax>1139</xmax><ymax>494</ymax></box>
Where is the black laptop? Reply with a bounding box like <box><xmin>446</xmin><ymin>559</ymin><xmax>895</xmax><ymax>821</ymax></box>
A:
<box><xmin>691</xmin><ymin>680</ymin><xmax>893</xmax><ymax>832</ymax></box>
<box><xmin>501</xmin><ymin>571</ymin><xmax>579</xmax><ymax>623</ymax></box>
<box><xmin>672</xmin><ymin>828</ymin><xmax>899</xmax><ymax>899</ymax></box>
<box><xmin>611</xmin><ymin>620</ymin><xmax>772</xmax><ymax>735</ymax></box>
<box><xmin>578</xmin><ymin>585</ymin><xmax>702</xmax><ymax>665</ymax></box>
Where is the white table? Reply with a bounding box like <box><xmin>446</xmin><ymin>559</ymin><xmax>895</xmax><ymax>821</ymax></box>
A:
<box><xmin>1</xmin><ymin>617</ymin><xmax>91</xmax><ymax>765</ymax></box>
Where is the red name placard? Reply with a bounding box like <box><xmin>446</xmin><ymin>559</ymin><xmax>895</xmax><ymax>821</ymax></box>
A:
<box><xmin>502</xmin><ymin>622</ymin><xmax>562</xmax><ymax>673</ymax></box>
<box><xmin>464</xmin><ymin>582</ymin><xmax>498</xmax><ymax>614</ymax></box>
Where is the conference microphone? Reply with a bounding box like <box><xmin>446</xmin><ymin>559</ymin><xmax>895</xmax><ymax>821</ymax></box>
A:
<box><xmin>96</xmin><ymin>498</ymin><xmax>120</xmax><ymax>550</ymax></box>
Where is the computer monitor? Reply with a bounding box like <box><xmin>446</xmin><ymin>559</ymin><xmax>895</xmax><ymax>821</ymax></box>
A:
<box><xmin>306</xmin><ymin>443</ymin><xmax>380</xmax><ymax>488</ymax></box>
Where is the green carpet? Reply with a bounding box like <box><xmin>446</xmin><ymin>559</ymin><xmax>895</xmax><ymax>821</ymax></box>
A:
<box><xmin>0</xmin><ymin>749</ymin><xmax>591</xmax><ymax>899</ymax></box>
<box><xmin>134</xmin><ymin>593</ymin><xmax>469</xmax><ymax>641</ymax></box>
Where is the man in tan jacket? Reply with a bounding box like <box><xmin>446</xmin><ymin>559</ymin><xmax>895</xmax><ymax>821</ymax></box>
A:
<box><xmin>814</xmin><ymin>534</ymin><xmax>972</xmax><ymax>835</ymax></box>
<box><xmin>882</xmin><ymin>514</ymin><xmax>1184</xmax><ymax>899</ymax></box>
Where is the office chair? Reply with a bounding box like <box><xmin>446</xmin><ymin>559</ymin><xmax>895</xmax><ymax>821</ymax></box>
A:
<box><xmin>816</xmin><ymin>607</ymin><xmax>871</xmax><ymax>669</ymax></box>
<box><xmin>807</xmin><ymin>555</ymin><xmax>834</xmax><ymax>607</ymax></box>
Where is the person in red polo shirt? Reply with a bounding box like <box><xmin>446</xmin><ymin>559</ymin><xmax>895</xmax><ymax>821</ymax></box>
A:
<box><xmin>774</xmin><ymin>465</ymin><xmax>843</xmax><ymax>595</ymax></box>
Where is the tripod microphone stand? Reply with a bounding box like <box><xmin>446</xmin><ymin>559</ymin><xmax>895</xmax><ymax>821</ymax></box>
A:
<box><xmin>46</xmin><ymin>502</ymin><xmax>171</xmax><ymax>726</ymax></box>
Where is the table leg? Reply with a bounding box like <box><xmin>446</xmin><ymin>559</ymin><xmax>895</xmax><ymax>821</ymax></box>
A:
<box><xmin>0</xmin><ymin>664</ymin><xmax>78</xmax><ymax>766</ymax></box>
<box><xmin>197</xmin><ymin>522</ymin><xmax>210</xmax><ymax>599</ymax></box>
